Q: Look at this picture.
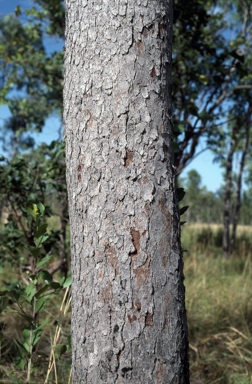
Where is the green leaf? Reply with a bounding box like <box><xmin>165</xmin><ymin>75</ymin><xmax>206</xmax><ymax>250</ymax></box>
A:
<box><xmin>37</xmin><ymin>203</ymin><xmax>45</xmax><ymax>215</ymax></box>
<box><xmin>22</xmin><ymin>204</ymin><xmax>38</xmax><ymax>219</ymax></box>
<box><xmin>23</xmin><ymin>329</ymin><xmax>31</xmax><ymax>346</ymax></box>
<box><xmin>63</xmin><ymin>276</ymin><xmax>72</xmax><ymax>288</ymax></box>
<box><xmin>25</xmin><ymin>282</ymin><xmax>36</xmax><ymax>302</ymax></box>
<box><xmin>37</xmin><ymin>254</ymin><xmax>52</xmax><ymax>269</ymax></box>
<box><xmin>179</xmin><ymin>205</ymin><xmax>189</xmax><ymax>216</ymax></box>
<box><xmin>15</xmin><ymin>5</ymin><xmax>21</xmax><ymax>16</ymax></box>
<box><xmin>14</xmin><ymin>338</ymin><xmax>27</xmax><ymax>358</ymax></box>
<box><xmin>33</xmin><ymin>328</ymin><xmax>42</xmax><ymax>346</ymax></box>
<box><xmin>176</xmin><ymin>188</ymin><xmax>186</xmax><ymax>202</ymax></box>
<box><xmin>13</xmin><ymin>355</ymin><xmax>26</xmax><ymax>370</ymax></box>
<box><xmin>38</xmin><ymin>270</ymin><xmax>52</xmax><ymax>283</ymax></box>
<box><xmin>27</xmin><ymin>246</ymin><xmax>40</xmax><ymax>258</ymax></box>
<box><xmin>34</xmin><ymin>233</ymin><xmax>49</xmax><ymax>248</ymax></box>
<box><xmin>66</xmin><ymin>334</ymin><xmax>71</xmax><ymax>347</ymax></box>
<box><xmin>50</xmin><ymin>282</ymin><xmax>61</xmax><ymax>290</ymax></box>
<box><xmin>23</xmin><ymin>342</ymin><xmax>30</xmax><ymax>353</ymax></box>
<box><xmin>35</xmin><ymin>297</ymin><xmax>47</xmax><ymax>313</ymax></box>
<box><xmin>198</xmin><ymin>74</ymin><xmax>209</xmax><ymax>85</ymax></box>
<box><xmin>0</xmin><ymin>296</ymin><xmax>9</xmax><ymax>312</ymax></box>
<box><xmin>35</xmin><ymin>284</ymin><xmax>50</xmax><ymax>299</ymax></box>
<box><xmin>23</xmin><ymin>327</ymin><xmax>42</xmax><ymax>349</ymax></box>
<box><xmin>34</xmin><ymin>223</ymin><xmax>48</xmax><ymax>239</ymax></box>
<box><xmin>36</xmin><ymin>319</ymin><xmax>49</xmax><ymax>330</ymax></box>
<box><xmin>5</xmin><ymin>308</ymin><xmax>19</xmax><ymax>314</ymax></box>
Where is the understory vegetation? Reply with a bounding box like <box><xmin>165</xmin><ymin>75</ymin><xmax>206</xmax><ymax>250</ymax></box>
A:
<box><xmin>1</xmin><ymin>221</ymin><xmax>252</xmax><ymax>382</ymax></box>
<box><xmin>183</xmin><ymin>224</ymin><xmax>252</xmax><ymax>383</ymax></box>
<box><xmin>0</xmin><ymin>206</ymin><xmax>71</xmax><ymax>384</ymax></box>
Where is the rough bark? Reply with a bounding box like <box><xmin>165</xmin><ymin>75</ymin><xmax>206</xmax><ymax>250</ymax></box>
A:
<box><xmin>64</xmin><ymin>1</ymin><xmax>189</xmax><ymax>383</ymax></box>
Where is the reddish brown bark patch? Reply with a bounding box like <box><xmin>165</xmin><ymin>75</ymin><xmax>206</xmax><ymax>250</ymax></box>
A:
<box><xmin>145</xmin><ymin>312</ymin><xmax>153</xmax><ymax>326</ymax></box>
<box><xmin>142</xmin><ymin>26</ymin><xmax>148</xmax><ymax>38</ymax></box>
<box><xmin>133</xmin><ymin>259</ymin><xmax>150</xmax><ymax>286</ymax></box>
<box><xmin>150</xmin><ymin>67</ymin><xmax>156</xmax><ymax>77</ymax></box>
<box><xmin>83</xmin><ymin>108</ymin><xmax>93</xmax><ymax>128</ymax></box>
<box><xmin>136</xmin><ymin>40</ymin><xmax>144</xmax><ymax>54</ymax></box>
<box><xmin>77</xmin><ymin>163</ymin><xmax>82</xmax><ymax>181</ymax></box>
<box><xmin>130</xmin><ymin>228</ymin><xmax>140</xmax><ymax>256</ymax></box>
<box><xmin>86</xmin><ymin>117</ymin><xmax>93</xmax><ymax>129</ymax></box>
<box><xmin>134</xmin><ymin>300</ymin><xmax>141</xmax><ymax>312</ymax></box>
<box><xmin>154</xmin><ymin>360</ymin><xmax>166</xmax><ymax>383</ymax></box>
<box><xmin>163</xmin><ymin>294</ymin><xmax>173</xmax><ymax>329</ymax></box>
<box><xmin>128</xmin><ymin>314</ymin><xmax>137</xmax><ymax>324</ymax></box>
<box><xmin>138</xmin><ymin>175</ymin><xmax>149</xmax><ymax>185</ymax></box>
<box><xmin>125</xmin><ymin>148</ymin><xmax>134</xmax><ymax>167</ymax></box>
<box><xmin>97</xmin><ymin>268</ymin><xmax>105</xmax><ymax>279</ymax></box>
<box><xmin>162</xmin><ymin>254</ymin><xmax>168</xmax><ymax>267</ymax></box>
<box><xmin>101</xmin><ymin>284</ymin><xmax>111</xmax><ymax>304</ymax></box>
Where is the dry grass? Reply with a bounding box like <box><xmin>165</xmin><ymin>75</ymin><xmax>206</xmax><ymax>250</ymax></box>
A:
<box><xmin>0</xmin><ymin>278</ymin><xmax>71</xmax><ymax>383</ymax></box>
<box><xmin>183</xmin><ymin>224</ymin><xmax>252</xmax><ymax>383</ymax></box>
<box><xmin>2</xmin><ymin>221</ymin><xmax>252</xmax><ymax>382</ymax></box>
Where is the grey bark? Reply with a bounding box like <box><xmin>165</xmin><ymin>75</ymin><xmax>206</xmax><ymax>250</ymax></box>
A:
<box><xmin>64</xmin><ymin>1</ymin><xmax>189</xmax><ymax>383</ymax></box>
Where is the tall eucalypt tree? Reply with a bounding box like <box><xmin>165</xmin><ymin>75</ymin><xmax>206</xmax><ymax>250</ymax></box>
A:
<box><xmin>64</xmin><ymin>1</ymin><xmax>189</xmax><ymax>383</ymax></box>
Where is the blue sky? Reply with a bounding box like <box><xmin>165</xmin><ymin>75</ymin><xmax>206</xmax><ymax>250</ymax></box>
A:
<box><xmin>183</xmin><ymin>148</ymin><xmax>224</xmax><ymax>192</ymax></box>
<box><xmin>0</xmin><ymin>0</ymin><xmax>32</xmax><ymax>15</ymax></box>
<box><xmin>0</xmin><ymin>0</ymin><xmax>224</xmax><ymax>193</ymax></box>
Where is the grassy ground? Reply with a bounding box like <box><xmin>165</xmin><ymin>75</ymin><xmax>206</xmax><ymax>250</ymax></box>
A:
<box><xmin>183</xmin><ymin>224</ymin><xmax>252</xmax><ymax>383</ymax></box>
<box><xmin>1</xmin><ymin>221</ymin><xmax>252</xmax><ymax>382</ymax></box>
<box><xmin>0</xmin><ymin>284</ymin><xmax>71</xmax><ymax>383</ymax></box>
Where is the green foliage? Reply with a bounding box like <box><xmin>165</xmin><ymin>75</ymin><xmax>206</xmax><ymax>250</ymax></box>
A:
<box><xmin>0</xmin><ymin>1</ymin><xmax>64</xmax><ymax>155</ymax></box>
<box><xmin>0</xmin><ymin>141</ymin><xmax>68</xmax><ymax>269</ymax></box>
<box><xmin>0</xmin><ymin>204</ymin><xmax>71</xmax><ymax>383</ymax></box>
<box><xmin>173</xmin><ymin>0</ymin><xmax>252</xmax><ymax>173</ymax></box>
<box><xmin>32</xmin><ymin>0</ymin><xmax>65</xmax><ymax>38</ymax></box>
<box><xmin>0</xmin><ymin>3</ymin><xmax>69</xmax><ymax>379</ymax></box>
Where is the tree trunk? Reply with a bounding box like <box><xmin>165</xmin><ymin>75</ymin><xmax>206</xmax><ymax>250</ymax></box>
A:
<box><xmin>222</xmin><ymin>130</ymin><xmax>238</xmax><ymax>258</ymax></box>
<box><xmin>64</xmin><ymin>1</ymin><xmax>189</xmax><ymax>383</ymax></box>
<box><xmin>231</xmin><ymin>106</ymin><xmax>251</xmax><ymax>250</ymax></box>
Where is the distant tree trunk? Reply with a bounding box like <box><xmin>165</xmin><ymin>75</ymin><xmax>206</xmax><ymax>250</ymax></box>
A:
<box><xmin>231</xmin><ymin>106</ymin><xmax>251</xmax><ymax>250</ymax></box>
<box><xmin>223</xmin><ymin>129</ymin><xmax>238</xmax><ymax>258</ymax></box>
<box><xmin>64</xmin><ymin>1</ymin><xmax>189</xmax><ymax>383</ymax></box>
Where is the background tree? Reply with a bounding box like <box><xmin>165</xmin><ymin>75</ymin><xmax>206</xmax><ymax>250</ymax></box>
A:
<box><xmin>173</xmin><ymin>0</ymin><xmax>252</xmax><ymax>175</ymax></box>
<box><xmin>0</xmin><ymin>0</ymin><xmax>68</xmax><ymax>271</ymax></box>
<box><xmin>0</xmin><ymin>7</ymin><xmax>64</xmax><ymax>156</ymax></box>
<box><xmin>179</xmin><ymin>169</ymin><xmax>223</xmax><ymax>224</ymax></box>
<box><xmin>64</xmin><ymin>0</ymin><xmax>189</xmax><ymax>382</ymax></box>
